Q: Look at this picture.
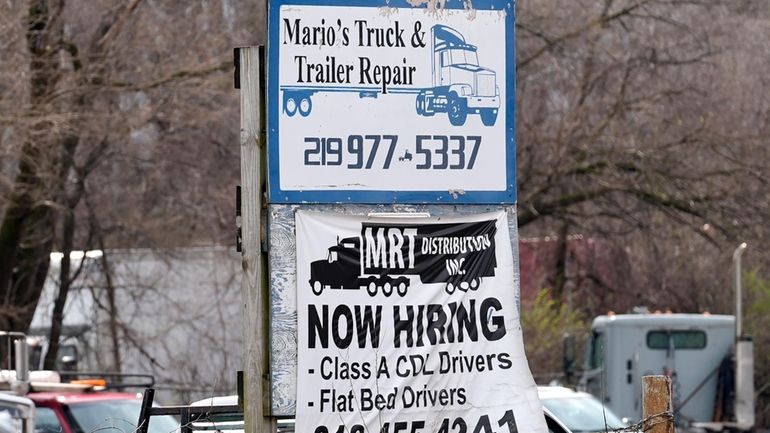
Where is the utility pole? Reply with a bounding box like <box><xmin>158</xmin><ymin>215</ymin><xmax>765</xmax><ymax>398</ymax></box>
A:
<box><xmin>237</xmin><ymin>46</ymin><xmax>272</xmax><ymax>433</ymax></box>
<box><xmin>733</xmin><ymin>242</ymin><xmax>747</xmax><ymax>338</ymax></box>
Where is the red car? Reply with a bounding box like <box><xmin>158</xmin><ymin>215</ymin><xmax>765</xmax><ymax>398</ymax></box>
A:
<box><xmin>29</xmin><ymin>391</ymin><xmax>178</xmax><ymax>433</ymax></box>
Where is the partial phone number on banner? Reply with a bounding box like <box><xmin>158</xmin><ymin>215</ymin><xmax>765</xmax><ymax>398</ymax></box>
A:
<box><xmin>314</xmin><ymin>410</ymin><xmax>519</xmax><ymax>433</ymax></box>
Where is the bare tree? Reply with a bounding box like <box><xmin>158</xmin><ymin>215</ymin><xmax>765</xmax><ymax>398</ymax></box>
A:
<box><xmin>0</xmin><ymin>0</ymin><xmax>257</xmax><ymax>365</ymax></box>
<box><xmin>516</xmin><ymin>0</ymin><xmax>770</xmax><ymax>302</ymax></box>
<box><xmin>516</xmin><ymin>1</ymin><xmax>770</xmax><ymax>423</ymax></box>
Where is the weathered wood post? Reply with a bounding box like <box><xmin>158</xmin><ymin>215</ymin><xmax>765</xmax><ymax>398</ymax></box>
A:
<box><xmin>643</xmin><ymin>375</ymin><xmax>675</xmax><ymax>433</ymax></box>
<box><xmin>238</xmin><ymin>45</ymin><xmax>272</xmax><ymax>433</ymax></box>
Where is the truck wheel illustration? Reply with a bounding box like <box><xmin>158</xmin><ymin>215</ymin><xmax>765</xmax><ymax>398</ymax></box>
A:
<box><xmin>445</xmin><ymin>282</ymin><xmax>456</xmax><ymax>294</ymax></box>
<box><xmin>470</xmin><ymin>277</ymin><xmax>482</xmax><ymax>290</ymax></box>
<box><xmin>311</xmin><ymin>279</ymin><xmax>323</xmax><ymax>296</ymax></box>
<box><xmin>382</xmin><ymin>281</ymin><xmax>393</xmax><ymax>296</ymax></box>
<box><xmin>416</xmin><ymin>94</ymin><xmax>434</xmax><ymax>117</ymax></box>
<box><xmin>396</xmin><ymin>279</ymin><xmax>408</xmax><ymax>297</ymax></box>
<box><xmin>480</xmin><ymin>108</ymin><xmax>498</xmax><ymax>127</ymax></box>
<box><xmin>367</xmin><ymin>279</ymin><xmax>378</xmax><ymax>297</ymax></box>
<box><xmin>285</xmin><ymin>97</ymin><xmax>298</xmax><ymax>116</ymax></box>
<box><xmin>298</xmin><ymin>97</ymin><xmax>312</xmax><ymax>117</ymax></box>
<box><xmin>447</xmin><ymin>94</ymin><xmax>468</xmax><ymax>126</ymax></box>
<box><xmin>445</xmin><ymin>277</ymin><xmax>482</xmax><ymax>294</ymax></box>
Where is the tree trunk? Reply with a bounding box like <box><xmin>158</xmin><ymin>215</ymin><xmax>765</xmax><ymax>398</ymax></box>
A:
<box><xmin>0</xmin><ymin>0</ymin><xmax>64</xmax><ymax>333</ymax></box>
<box><xmin>0</xmin><ymin>144</ymin><xmax>54</xmax><ymax>332</ymax></box>
<box><xmin>102</xmin><ymin>251</ymin><xmax>122</xmax><ymax>374</ymax></box>
<box><xmin>550</xmin><ymin>224</ymin><xmax>570</xmax><ymax>301</ymax></box>
<box><xmin>43</xmin><ymin>208</ymin><xmax>75</xmax><ymax>370</ymax></box>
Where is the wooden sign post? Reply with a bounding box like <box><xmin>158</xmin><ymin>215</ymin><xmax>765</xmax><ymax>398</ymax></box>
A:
<box><xmin>238</xmin><ymin>45</ymin><xmax>272</xmax><ymax>433</ymax></box>
<box><xmin>643</xmin><ymin>375</ymin><xmax>675</xmax><ymax>433</ymax></box>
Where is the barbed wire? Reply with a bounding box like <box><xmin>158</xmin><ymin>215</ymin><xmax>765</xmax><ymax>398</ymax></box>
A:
<box><xmin>606</xmin><ymin>410</ymin><xmax>675</xmax><ymax>433</ymax></box>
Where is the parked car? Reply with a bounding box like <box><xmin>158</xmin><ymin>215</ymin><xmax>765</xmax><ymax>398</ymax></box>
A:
<box><xmin>190</xmin><ymin>395</ymin><xmax>573</xmax><ymax>433</ymax></box>
<box><xmin>538</xmin><ymin>386</ymin><xmax>629</xmax><ymax>433</ymax></box>
<box><xmin>31</xmin><ymin>391</ymin><xmax>179</xmax><ymax>433</ymax></box>
<box><xmin>190</xmin><ymin>395</ymin><xmax>297</xmax><ymax>433</ymax></box>
<box><xmin>0</xmin><ymin>331</ymin><xmax>179</xmax><ymax>433</ymax></box>
<box><xmin>543</xmin><ymin>406</ymin><xmax>574</xmax><ymax>433</ymax></box>
<box><xmin>0</xmin><ymin>393</ymin><xmax>35</xmax><ymax>433</ymax></box>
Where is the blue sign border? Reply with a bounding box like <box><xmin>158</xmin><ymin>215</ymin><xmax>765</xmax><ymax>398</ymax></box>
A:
<box><xmin>267</xmin><ymin>0</ymin><xmax>516</xmax><ymax>204</ymax></box>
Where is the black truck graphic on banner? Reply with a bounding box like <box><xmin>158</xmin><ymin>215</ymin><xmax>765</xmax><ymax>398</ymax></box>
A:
<box><xmin>309</xmin><ymin>219</ymin><xmax>497</xmax><ymax>297</ymax></box>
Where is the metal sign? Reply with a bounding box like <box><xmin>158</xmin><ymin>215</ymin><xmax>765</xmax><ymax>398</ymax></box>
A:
<box><xmin>267</xmin><ymin>0</ymin><xmax>516</xmax><ymax>203</ymax></box>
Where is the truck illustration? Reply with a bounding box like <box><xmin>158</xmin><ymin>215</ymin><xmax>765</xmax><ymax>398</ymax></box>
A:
<box><xmin>281</xmin><ymin>24</ymin><xmax>500</xmax><ymax>127</ymax></box>
<box><xmin>309</xmin><ymin>220</ymin><xmax>498</xmax><ymax>297</ymax></box>
<box><xmin>414</xmin><ymin>24</ymin><xmax>500</xmax><ymax>126</ymax></box>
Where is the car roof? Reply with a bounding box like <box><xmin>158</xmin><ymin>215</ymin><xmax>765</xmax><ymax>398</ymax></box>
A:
<box><xmin>0</xmin><ymin>393</ymin><xmax>35</xmax><ymax>407</ymax></box>
<box><xmin>191</xmin><ymin>395</ymin><xmax>238</xmax><ymax>406</ymax></box>
<box><xmin>537</xmin><ymin>386</ymin><xmax>593</xmax><ymax>400</ymax></box>
<box><xmin>27</xmin><ymin>391</ymin><xmax>142</xmax><ymax>405</ymax></box>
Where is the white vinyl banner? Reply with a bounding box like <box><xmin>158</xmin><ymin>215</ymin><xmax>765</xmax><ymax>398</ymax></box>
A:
<box><xmin>295</xmin><ymin>210</ymin><xmax>548</xmax><ymax>433</ymax></box>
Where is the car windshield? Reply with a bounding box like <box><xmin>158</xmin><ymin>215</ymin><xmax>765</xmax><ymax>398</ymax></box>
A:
<box><xmin>66</xmin><ymin>400</ymin><xmax>178</xmax><ymax>433</ymax></box>
<box><xmin>541</xmin><ymin>396</ymin><xmax>625</xmax><ymax>433</ymax></box>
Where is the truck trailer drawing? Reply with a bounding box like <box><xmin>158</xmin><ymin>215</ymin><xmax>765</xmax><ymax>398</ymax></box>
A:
<box><xmin>308</xmin><ymin>220</ymin><xmax>498</xmax><ymax>296</ymax></box>
<box><xmin>281</xmin><ymin>24</ymin><xmax>500</xmax><ymax>127</ymax></box>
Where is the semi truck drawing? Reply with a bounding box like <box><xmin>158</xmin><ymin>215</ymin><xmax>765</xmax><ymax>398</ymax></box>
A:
<box><xmin>281</xmin><ymin>24</ymin><xmax>500</xmax><ymax>127</ymax></box>
<box><xmin>415</xmin><ymin>24</ymin><xmax>500</xmax><ymax>126</ymax></box>
<box><xmin>308</xmin><ymin>220</ymin><xmax>498</xmax><ymax>297</ymax></box>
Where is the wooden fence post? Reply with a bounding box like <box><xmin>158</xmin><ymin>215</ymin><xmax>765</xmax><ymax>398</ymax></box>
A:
<box><xmin>642</xmin><ymin>375</ymin><xmax>675</xmax><ymax>433</ymax></box>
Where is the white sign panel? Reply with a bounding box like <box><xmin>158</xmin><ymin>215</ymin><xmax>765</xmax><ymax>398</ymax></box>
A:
<box><xmin>295</xmin><ymin>210</ymin><xmax>547</xmax><ymax>433</ymax></box>
<box><xmin>268</xmin><ymin>0</ymin><xmax>516</xmax><ymax>203</ymax></box>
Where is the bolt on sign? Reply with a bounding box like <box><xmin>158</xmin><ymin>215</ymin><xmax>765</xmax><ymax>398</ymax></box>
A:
<box><xmin>295</xmin><ymin>211</ymin><xmax>548</xmax><ymax>433</ymax></box>
<box><xmin>267</xmin><ymin>0</ymin><xmax>516</xmax><ymax>204</ymax></box>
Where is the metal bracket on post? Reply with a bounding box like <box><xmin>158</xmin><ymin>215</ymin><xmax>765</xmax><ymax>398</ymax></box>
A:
<box><xmin>180</xmin><ymin>407</ymin><xmax>192</xmax><ymax>433</ymax></box>
<box><xmin>236</xmin><ymin>185</ymin><xmax>242</xmax><ymax>253</ymax></box>
<box><xmin>237</xmin><ymin>370</ymin><xmax>244</xmax><ymax>411</ymax></box>
<box><xmin>233</xmin><ymin>48</ymin><xmax>241</xmax><ymax>90</ymax></box>
<box><xmin>137</xmin><ymin>388</ymin><xmax>155</xmax><ymax>433</ymax></box>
